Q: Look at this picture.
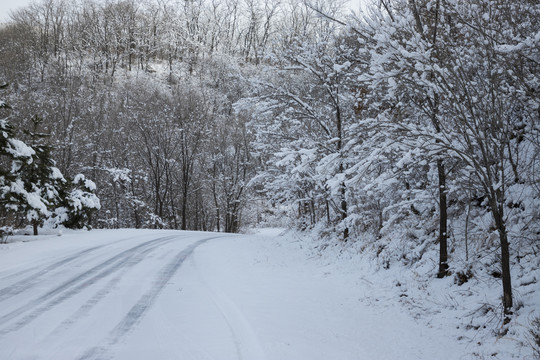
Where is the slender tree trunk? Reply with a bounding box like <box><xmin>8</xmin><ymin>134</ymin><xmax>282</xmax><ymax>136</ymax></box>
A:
<box><xmin>340</xmin><ymin>183</ymin><xmax>348</xmax><ymax>240</ymax></box>
<box><xmin>326</xmin><ymin>199</ymin><xmax>331</xmax><ymax>224</ymax></box>
<box><xmin>181</xmin><ymin>187</ymin><xmax>188</xmax><ymax>230</ymax></box>
<box><xmin>212</xmin><ymin>181</ymin><xmax>220</xmax><ymax>232</ymax></box>
<box><xmin>181</xmin><ymin>160</ymin><xmax>190</xmax><ymax>231</ymax></box>
<box><xmin>499</xmin><ymin>225</ymin><xmax>513</xmax><ymax>314</ymax></box>
<box><xmin>437</xmin><ymin>159</ymin><xmax>449</xmax><ymax>278</ymax></box>
<box><xmin>33</xmin><ymin>220</ymin><xmax>39</xmax><ymax>236</ymax></box>
<box><xmin>336</xmin><ymin>103</ymin><xmax>348</xmax><ymax>240</ymax></box>
<box><xmin>490</xmin><ymin>199</ymin><xmax>513</xmax><ymax>313</ymax></box>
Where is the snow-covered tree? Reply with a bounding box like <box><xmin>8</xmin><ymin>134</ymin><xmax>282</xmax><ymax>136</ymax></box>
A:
<box><xmin>17</xmin><ymin>115</ymin><xmax>66</xmax><ymax>235</ymax></box>
<box><xmin>348</xmin><ymin>0</ymin><xmax>540</xmax><ymax>313</ymax></box>
<box><xmin>0</xmin><ymin>92</ymin><xmax>46</xmax><ymax>233</ymax></box>
<box><xmin>245</xmin><ymin>26</ymin><xmax>357</xmax><ymax>239</ymax></box>
<box><xmin>56</xmin><ymin>173</ymin><xmax>101</xmax><ymax>229</ymax></box>
<box><xmin>1</xmin><ymin>85</ymin><xmax>100</xmax><ymax>233</ymax></box>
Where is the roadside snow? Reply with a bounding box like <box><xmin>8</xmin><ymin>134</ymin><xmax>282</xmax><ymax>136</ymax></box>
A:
<box><xmin>283</xmin><ymin>229</ymin><xmax>539</xmax><ymax>360</ymax></box>
<box><xmin>192</xmin><ymin>228</ymin><xmax>470</xmax><ymax>360</ymax></box>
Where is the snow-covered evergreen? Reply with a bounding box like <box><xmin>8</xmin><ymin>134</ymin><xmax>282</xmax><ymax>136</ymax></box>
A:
<box><xmin>0</xmin><ymin>93</ymin><xmax>99</xmax><ymax>234</ymax></box>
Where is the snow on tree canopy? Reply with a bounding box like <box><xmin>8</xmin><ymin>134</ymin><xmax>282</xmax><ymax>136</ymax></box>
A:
<box><xmin>50</xmin><ymin>167</ymin><xmax>66</xmax><ymax>181</ymax></box>
<box><xmin>7</xmin><ymin>139</ymin><xmax>35</xmax><ymax>159</ymax></box>
<box><xmin>333</xmin><ymin>61</ymin><xmax>351</xmax><ymax>73</ymax></box>
<box><xmin>9</xmin><ymin>179</ymin><xmax>49</xmax><ymax>216</ymax></box>
<box><xmin>69</xmin><ymin>189</ymin><xmax>101</xmax><ymax>210</ymax></box>
<box><xmin>106</xmin><ymin>168</ymin><xmax>131</xmax><ymax>183</ymax></box>
<box><xmin>73</xmin><ymin>174</ymin><xmax>97</xmax><ymax>191</ymax></box>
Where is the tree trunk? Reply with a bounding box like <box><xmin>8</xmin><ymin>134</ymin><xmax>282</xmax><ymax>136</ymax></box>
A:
<box><xmin>181</xmin><ymin>188</ymin><xmax>188</xmax><ymax>230</ymax></box>
<box><xmin>33</xmin><ymin>220</ymin><xmax>39</xmax><ymax>236</ymax></box>
<box><xmin>437</xmin><ymin>159</ymin><xmax>449</xmax><ymax>278</ymax></box>
<box><xmin>340</xmin><ymin>183</ymin><xmax>349</xmax><ymax>241</ymax></box>
<box><xmin>336</xmin><ymin>104</ymin><xmax>348</xmax><ymax>241</ymax></box>
<box><xmin>499</xmin><ymin>226</ymin><xmax>513</xmax><ymax>314</ymax></box>
<box><xmin>326</xmin><ymin>199</ymin><xmax>331</xmax><ymax>224</ymax></box>
<box><xmin>216</xmin><ymin>208</ymin><xmax>220</xmax><ymax>232</ymax></box>
<box><xmin>491</xmin><ymin>201</ymin><xmax>513</xmax><ymax>314</ymax></box>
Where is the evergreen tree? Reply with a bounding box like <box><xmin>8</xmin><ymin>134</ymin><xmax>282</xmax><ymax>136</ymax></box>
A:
<box><xmin>0</xmin><ymin>85</ymin><xmax>40</xmax><ymax>232</ymax></box>
<box><xmin>1</xmin><ymin>87</ymin><xmax>100</xmax><ymax>234</ymax></box>
<box><xmin>0</xmin><ymin>84</ymin><xmax>16</xmax><ymax>234</ymax></box>
<box><xmin>56</xmin><ymin>173</ymin><xmax>101</xmax><ymax>230</ymax></box>
<box><xmin>19</xmin><ymin>115</ymin><xmax>65</xmax><ymax>235</ymax></box>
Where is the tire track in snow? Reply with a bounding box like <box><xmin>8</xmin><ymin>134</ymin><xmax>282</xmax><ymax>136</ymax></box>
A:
<box><xmin>0</xmin><ymin>233</ymin><xmax>153</xmax><ymax>297</ymax></box>
<box><xmin>76</xmin><ymin>235</ymin><xmax>225</xmax><ymax>360</ymax></box>
<box><xmin>0</xmin><ymin>235</ymin><xmax>179</xmax><ymax>335</ymax></box>
<box><xmin>191</xmin><ymin>255</ymin><xmax>268</xmax><ymax>360</ymax></box>
<box><xmin>50</xmin><ymin>274</ymin><xmax>123</xmax><ymax>336</ymax></box>
<box><xmin>0</xmin><ymin>246</ymin><xmax>103</xmax><ymax>302</ymax></box>
<box><xmin>48</xmin><ymin>239</ymin><xmax>173</xmax><ymax>337</ymax></box>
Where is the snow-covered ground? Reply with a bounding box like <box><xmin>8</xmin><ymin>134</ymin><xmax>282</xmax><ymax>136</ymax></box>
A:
<box><xmin>0</xmin><ymin>229</ymin><xmax>536</xmax><ymax>359</ymax></box>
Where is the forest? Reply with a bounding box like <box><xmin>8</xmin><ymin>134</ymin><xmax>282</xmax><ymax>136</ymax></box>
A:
<box><xmin>0</xmin><ymin>0</ymin><xmax>539</xmax><ymax>336</ymax></box>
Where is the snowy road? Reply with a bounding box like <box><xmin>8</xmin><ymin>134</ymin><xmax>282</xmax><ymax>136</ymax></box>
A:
<box><xmin>0</xmin><ymin>229</ymin><xmax>469</xmax><ymax>360</ymax></box>
<box><xmin>0</xmin><ymin>231</ymin><xmax>232</xmax><ymax>359</ymax></box>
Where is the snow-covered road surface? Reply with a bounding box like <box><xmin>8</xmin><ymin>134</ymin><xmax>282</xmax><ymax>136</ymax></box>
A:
<box><xmin>0</xmin><ymin>229</ymin><xmax>469</xmax><ymax>359</ymax></box>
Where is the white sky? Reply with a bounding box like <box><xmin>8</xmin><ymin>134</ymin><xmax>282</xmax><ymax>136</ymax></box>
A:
<box><xmin>0</xmin><ymin>0</ymin><xmax>366</xmax><ymax>22</ymax></box>
<box><xmin>0</xmin><ymin>0</ymin><xmax>32</xmax><ymax>21</ymax></box>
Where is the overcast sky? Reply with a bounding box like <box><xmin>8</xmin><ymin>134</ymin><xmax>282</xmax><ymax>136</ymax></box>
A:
<box><xmin>0</xmin><ymin>0</ymin><xmax>365</xmax><ymax>22</ymax></box>
<box><xmin>0</xmin><ymin>0</ymin><xmax>31</xmax><ymax>21</ymax></box>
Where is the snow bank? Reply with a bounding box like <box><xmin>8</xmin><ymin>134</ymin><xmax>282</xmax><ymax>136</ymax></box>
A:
<box><xmin>285</xmin><ymin>228</ymin><xmax>540</xmax><ymax>359</ymax></box>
